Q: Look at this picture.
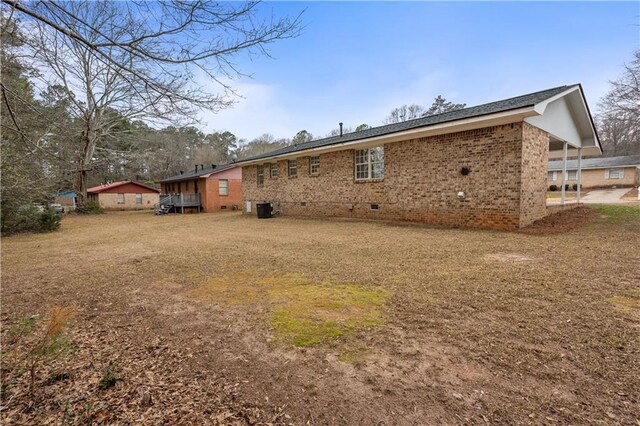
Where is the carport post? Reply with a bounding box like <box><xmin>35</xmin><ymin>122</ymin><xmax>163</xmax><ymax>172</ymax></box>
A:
<box><xmin>561</xmin><ymin>142</ymin><xmax>568</xmax><ymax>206</ymax></box>
<box><xmin>577</xmin><ymin>148</ymin><xmax>582</xmax><ymax>203</ymax></box>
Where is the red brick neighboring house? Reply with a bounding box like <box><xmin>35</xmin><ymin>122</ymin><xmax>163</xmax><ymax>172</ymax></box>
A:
<box><xmin>87</xmin><ymin>181</ymin><xmax>160</xmax><ymax>210</ymax></box>
<box><xmin>156</xmin><ymin>164</ymin><xmax>242</xmax><ymax>213</ymax></box>
<box><xmin>239</xmin><ymin>85</ymin><xmax>601</xmax><ymax>230</ymax></box>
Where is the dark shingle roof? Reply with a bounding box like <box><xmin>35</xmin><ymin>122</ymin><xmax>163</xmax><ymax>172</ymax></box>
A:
<box><xmin>157</xmin><ymin>163</ymin><xmax>236</xmax><ymax>183</ymax></box>
<box><xmin>237</xmin><ymin>85</ymin><xmax>577</xmax><ymax>163</ymax></box>
<box><xmin>548</xmin><ymin>155</ymin><xmax>640</xmax><ymax>171</ymax></box>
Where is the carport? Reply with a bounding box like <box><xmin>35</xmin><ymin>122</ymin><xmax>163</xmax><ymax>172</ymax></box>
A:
<box><xmin>525</xmin><ymin>85</ymin><xmax>601</xmax><ymax>205</ymax></box>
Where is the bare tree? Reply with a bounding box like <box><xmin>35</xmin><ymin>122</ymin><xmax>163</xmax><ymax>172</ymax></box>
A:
<box><xmin>597</xmin><ymin>50</ymin><xmax>640</xmax><ymax>156</ymax></box>
<box><xmin>2</xmin><ymin>0</ymin><xmax>301</xmax><ymax>207</ymax></box>
<box><xmin>384</xmin><ymin>104</ymin><xmax>424</xmax><ymax>124</ymax></box>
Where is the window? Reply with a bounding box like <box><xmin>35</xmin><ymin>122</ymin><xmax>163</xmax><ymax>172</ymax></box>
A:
<box><xmin>566</xmin><ymin>170</ymin><xmax>577</xmax><ymax>180</ymax></box>
<box><xmin>117</xmin><ymin>193</ymin><xmax>125</xmax><ymax>204</ymax></box>
<box><xmin>270</xmin><ymin>163</ymin><xmax>278</xmax><ymax>178</ymax></box>
<box><xmin>257</xmin><ymin>165</ymin><xmax>264</xmax><ymax>186</ymax></box>
<box><xmin>309</xmin><ymin>156</ymin><xmax>320</xmax><ymax>175</ymax></box>
<box><xmin>288</xmin><ymin>160</ymin><xmax>297</xmax><ymax>177</ymax></box>
<box><xmin>606</xmin><ymin>168</ymin><xmax>624</xmax><ymax>179</ymax></box>
<box><xmin>219</xmin><ymin>179</ymin><xmax>229</xmax><ymax>196</ymax></box>
<box><xmin>355</xmin><ymin>147</ymin><xmax>384</xmax><ymax>180</ymax></box>
<box><xmin>547</xmin><ymin>171</ymin><xmax>557</xmax><ymax>181</ymax></box>
<box><xmin>135</xmin><ymin>193</ymin><xmax>142</xmax><ymax>204</ymax></box>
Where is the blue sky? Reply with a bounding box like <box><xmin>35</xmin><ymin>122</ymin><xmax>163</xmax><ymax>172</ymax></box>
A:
<box><xmin>200</xmin><ymin>1</ymin><xmax>639</xmax><ymax>141</ymax></box>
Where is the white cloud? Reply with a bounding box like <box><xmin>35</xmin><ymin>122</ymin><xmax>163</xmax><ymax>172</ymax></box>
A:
<box><xmin>198</xmin><ymin>79</ymin><xmax>294</xmax><ymax>141</ymax></box>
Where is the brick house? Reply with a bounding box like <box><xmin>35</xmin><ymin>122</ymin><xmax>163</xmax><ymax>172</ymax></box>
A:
<box><xmin>87</xmin><ymin>181</ymin><xmax>160</xmax><ymax>210</ymax></box>
<box><xmin>239</xmin><ymin>85</ymin><xmax>601</xmax><ymax>230</ymax></box>
<box><xmin>548</xmin><ymin>155</ymin><xmax>640</xmax><ymax>189</ymax></box>
<box><xmin>156</xmin><ymin>164</ymin><xmax>242</xmax><ymax>213</ymax></box>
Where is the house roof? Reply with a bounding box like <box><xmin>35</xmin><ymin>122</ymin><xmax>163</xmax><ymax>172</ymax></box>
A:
<box><xmin>87</xmin><ymin>181</ymin><xmax>160</xmax><ymax>194</ymax></box>
<box><xmin>237</xmin><ymin>84</ymin><xmax>598</xmax><ymax>165</ymax></box>
<box><xmin>156</xmin><ymin>163</ymin><xmax>237</xmax><ymax>184</ymax></box>
<box><xmin>548</xmin><ymin>155</ymin><xmax>640</xmax><ymax>171</ymax></box>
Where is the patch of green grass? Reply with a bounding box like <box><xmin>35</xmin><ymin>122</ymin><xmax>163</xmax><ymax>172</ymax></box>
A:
<box><xmin>590</xmin><ymin>204</ymin><xmax>640</xmax><ymax>224</ymax></box>
<box><xmin>187</xmin><ymin>271</ymin><xmax>387</xmax><ymax>347</ymax></box>
<box><xmin>98</xmin><ymin>362</ymin><xmax>119</xmax><ymax>390</ymax></box>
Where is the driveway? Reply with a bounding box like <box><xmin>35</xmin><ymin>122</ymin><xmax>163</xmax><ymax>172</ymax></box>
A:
<box><xmin>580</xmin><ymin>188</ymin><xmax>634</xmax><ymax>204</ymax></box>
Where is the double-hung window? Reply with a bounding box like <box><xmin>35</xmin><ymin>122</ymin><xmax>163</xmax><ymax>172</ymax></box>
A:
<box><xmin>547</xmin><ymin>171</ymin><xmax>557</xmax><ymax>181</ymax></box>
<box><xmin>606</xmin><ymin>168</ymin><xmax>623</xmax><ymax>179</ymax></box>
<box><xmin>288</xmin><ymin>160</ymin><xmax>297</xmax><ymax>177</ymax></box>
<box><xmin>257</xmin><ymin>165</ymin><xmax>264</xmax><ymax>186</ymax></box>
<box><xmin>309</xmin><ymin>156</ymin><xmax>320</xmax><ymax>175</ymax></box>
<box><xmin>566</xmin><ymin>170</ymin><xmax>577</xmax><ymax>180</ymax></box>
<box><xmin>219</xmin><ymin>179</ymin><xmax>229</xmax><ymax>196</ymax></box>
<box><xmin>355</xmin><ymin>147</ymin><xmax>384</xmax><ymax>180</ymax></box>
<box><xmin>135</xmin><ymin>193</ymin><xmax>142</xmax><ymax>204</ymax></box>
<box><xmin>270</xmin><ymin>163</ymin><xmax>278</xmax><ymax>178</ymax></box>
<box><xmin>117</xmin><ymin>193</ymin><xmax>125</xmax><ymax>204</ymax></box>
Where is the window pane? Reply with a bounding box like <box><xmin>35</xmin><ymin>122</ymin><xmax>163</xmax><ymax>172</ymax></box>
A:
<box><xmin>356</xmin><ymin>164</ymin><xmax>368</xmax><ymax>179</ymax></box>
<box><xmin>372</xmin><ymin>162</ymin><xmax>384</xmax><ymax>179</ymax></box>
<box><xmin>355</xmin><ymin>149</ymin><xmax>368</xmax><ymax>164</ymax></box>
<box><xmin>370</xmin><ymin>147</ymin><xmax>384</xmax><ymax>162</ymax></box>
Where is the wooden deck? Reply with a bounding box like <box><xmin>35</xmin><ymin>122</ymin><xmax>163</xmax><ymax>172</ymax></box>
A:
<box><xmin>158</xmin><ymin>194</ymin><xmax>201</xmax><ymax>213</ymax></box>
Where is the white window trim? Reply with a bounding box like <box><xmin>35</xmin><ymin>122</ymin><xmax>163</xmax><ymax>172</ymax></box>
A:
<box><xmin>270</xmin><ymin>163</ymin><xmax>278</xmax><ymax>178</ymax></box>
<box><xmin>117</xmin><ymin>193</ymin><xmax>125</xmax><ymax>204</ymax></box>
<box><xmin>135</xmin><ymin>193</ymin><xmax>143</xmax><ymax>204</ymax></box>
<box><xmin>257</xmin><ymin>165</ymin><xmax>264</xmax><ymax>186</ymax></box>
<box><xmin>288</xmin><ymin>160</ymin><xmax>297</xmax><ymax>177</ymax></box>
<box><xmin>605</xmin><ymin>168</ymin><xmax>624</xmax><ymax>179</ymax></box>
<box><xmin>547</xmin><ymin>171</ymin><xmax>557</xmax><ymax>181</ymax></box>
<box><xmin>566</xmin><ymin>170</ymin><xmax>577</xmax><ymax>181</ymax></box>
<box><xmin>309</xmin><ymin>156</ymin><xmax>320</xmax><ymax>175</ymax></box>
<box><xmin>355</xmin><ymin>147</ymin><xmax>384</xmax><ymax>181</ymax></box>
<box><xmin>219</xmin><ymin>179</ymin><xmax>229</xmax><ymax>196</ymax></box>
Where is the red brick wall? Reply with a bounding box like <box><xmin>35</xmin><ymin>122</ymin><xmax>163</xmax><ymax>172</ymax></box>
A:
<box><xmin>242</xmin><ymin>122</ymin><xmax>549</xmax><ymax>230</ymax></box>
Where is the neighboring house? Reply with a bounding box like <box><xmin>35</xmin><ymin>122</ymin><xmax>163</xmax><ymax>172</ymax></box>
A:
<box><xmin>54</xmin><ymin>190</ymin><xmax>76</xmax><ymax>211</ymax></box>
<box><xmin>548</xmin><ymin>155</ymin><xmax>640</xmax><ymax>189</ymax></box>
<box><xmin>156</xmin><ymin>164</ymin><xmax>242</xmax><ymax>213</ymax></box>
<box><xmin>239</xmin><ymin>84</ymin><xmax>600</xmax><ymax>230</ymax></box>
<box><xmin>87</xmin><ymin>181</ymin><xmax>160</xmax><ymax>210</ymax></box>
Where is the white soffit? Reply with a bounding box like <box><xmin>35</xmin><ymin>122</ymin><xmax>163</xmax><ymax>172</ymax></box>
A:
<box><xmin>526</xmin><ymin>86</ymin><xmax>600</xmax><ymax>153</ymax></box>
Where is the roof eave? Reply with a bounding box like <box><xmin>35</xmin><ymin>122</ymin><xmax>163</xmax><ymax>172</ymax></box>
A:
<box><xmin>237</xmin><ymin>106</ymin><xmax>538</xmax><ymax>166</ymax></box>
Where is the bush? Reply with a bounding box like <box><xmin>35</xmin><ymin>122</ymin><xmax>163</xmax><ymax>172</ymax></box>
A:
<box><xmin>39</xmin><ymin>208</ymin><xmax>63</xmax><ymax>232</ymax></box>
<box><xmin>565</xmin><ymin>184</ymin><xmax>571</xmax><ymax>191</ymax></box>
<box><xmin>549</xmin><ymin>185</ymin><xmax>558</xmax><ymax>192</ymax></box>
<box><xmin>0</xmin><ymin>203</ymin><xmax>62</xmax><ymax>235</ymax></box>
<box><xmin>76</xmin><ymin>200</ymin><xmax>104</xmax><ymax>215</ymax></box>
<box><xmin>572</xmin><ymin>183</ymin><xmax>581</xmax><ymax>191</ymax></box>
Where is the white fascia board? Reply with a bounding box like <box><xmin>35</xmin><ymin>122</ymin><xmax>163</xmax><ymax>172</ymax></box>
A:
<box><xmin>532</xmin><ymin>86</ymin><xmax>601</xmax><ymax>153</ymax></box>
<box><xmin>533</xmin><ymin>86</ymin><xmax>580</xmax><ymax>115</ymax></box>
<box><xmin>548</xmin><ymin>145</ymin><xmax>602</xmax><ymax>159</ymax></box>
<box><xmin>239</xmin><ymin>107</ymin><xmax>537</xmax><ymax>166</ymax></box>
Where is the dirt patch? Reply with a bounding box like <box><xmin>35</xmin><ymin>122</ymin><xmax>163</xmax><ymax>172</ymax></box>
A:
<box><xmin>483</xmin><ymin>253</ymin><xmax>541</xmax><ymax>263</ymax></box>
<box><xmin>519</xmin><ymin>205</ymin><xmax>596</xmax><ymax>234</ymax></box>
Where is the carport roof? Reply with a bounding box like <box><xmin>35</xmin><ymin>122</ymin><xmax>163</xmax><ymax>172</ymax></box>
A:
<box><xmin>548</xmin><ymin>155</ymin><xmax>640</xmax><ymax>171</ymax></box>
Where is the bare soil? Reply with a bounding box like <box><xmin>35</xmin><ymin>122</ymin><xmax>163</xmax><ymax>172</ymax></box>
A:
<box><xmin>2</xmin><ymin>207</ymin><xmax>639</xmax><ymax>425</ymax></box>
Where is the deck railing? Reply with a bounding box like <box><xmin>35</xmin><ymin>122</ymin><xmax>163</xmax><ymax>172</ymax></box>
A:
<box><xmin>159</xmin><ymin>193</ymin><xmax>201</xmax><ymax>207</ymax></box>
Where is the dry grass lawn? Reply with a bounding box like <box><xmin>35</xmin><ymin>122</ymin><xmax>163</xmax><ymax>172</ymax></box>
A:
<box><xmin>2</xmin><ymin>205</ymin><xmax>639</xmax><ymax>425</ymax></box>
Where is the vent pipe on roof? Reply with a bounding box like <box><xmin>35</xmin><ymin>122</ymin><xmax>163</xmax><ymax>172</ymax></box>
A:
<box><xmin>180</xmin><ymin>170</ymin><xmax>184</xmax><ymax>175</ymax></box>
<box><xmin>339</xmin><ymin>122</ymin><xmax>343</xmax><ymax>137</ymax></box>
<box><xmin>195</xmin><ymin>165</ymin><xmax>198</xmax><ymax>173</ymax></box>
<box><xmin>200</xmin><ymin>164</ymin><xmax>204</xmax><ymax>171</ymax></box>
<box><xmin>211</xmin><ymin>164</ymin><xmax>216</xmax><ymax>169</ymax></box>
